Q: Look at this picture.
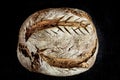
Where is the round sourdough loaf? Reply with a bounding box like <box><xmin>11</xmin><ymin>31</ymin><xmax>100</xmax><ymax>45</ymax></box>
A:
<box><xmin>17</xmin><ymin>8</ymin><xmax>99</xmax><ymax>76</ymax></box>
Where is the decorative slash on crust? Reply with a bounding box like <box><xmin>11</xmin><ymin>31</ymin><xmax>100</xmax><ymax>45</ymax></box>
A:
<box><xmin>35</xmin><ymin>40</ymin><xmax>97</xmax><ymax>68</ymax></box>
<box><xmin>25</xmin><ymin>14</ymin><xmax>90</xmax><ymax>41</ymax></box>
<box><xmin>71</xmin><ymin>27</ymin><xmax>79</xmax><ymax>35</ymax></box>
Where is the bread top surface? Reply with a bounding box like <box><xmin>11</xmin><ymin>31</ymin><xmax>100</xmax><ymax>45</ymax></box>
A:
<box><xmin>17</xmin><ymin>8</ymin><xmax>98</xmax><ymax>73</ymax></box>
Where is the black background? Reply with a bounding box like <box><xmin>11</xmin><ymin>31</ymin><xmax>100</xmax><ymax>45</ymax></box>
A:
<box><xmin>1</xmin><ymin>0</ymin><xmax>119</xmax><ymax>80</ymax></box>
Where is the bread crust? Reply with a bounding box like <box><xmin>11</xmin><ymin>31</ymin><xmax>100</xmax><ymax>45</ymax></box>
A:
<box><xmin>17</xmin><ymin>8</ymin><xmax>98</xmax><ymax>76</ymax></box>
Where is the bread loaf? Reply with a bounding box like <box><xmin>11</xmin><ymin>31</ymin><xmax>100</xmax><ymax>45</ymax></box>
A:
<box><xmin>17</xmin><ymin>8</ymin><xmax>99</xmax><ymax>76</ymax></box>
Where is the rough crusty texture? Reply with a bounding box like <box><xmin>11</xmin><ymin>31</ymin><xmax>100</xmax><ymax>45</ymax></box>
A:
<box><xmin>17</xmin><ymin>8</ymin><xmax>99</xmax><ymax>76</ymax></box>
